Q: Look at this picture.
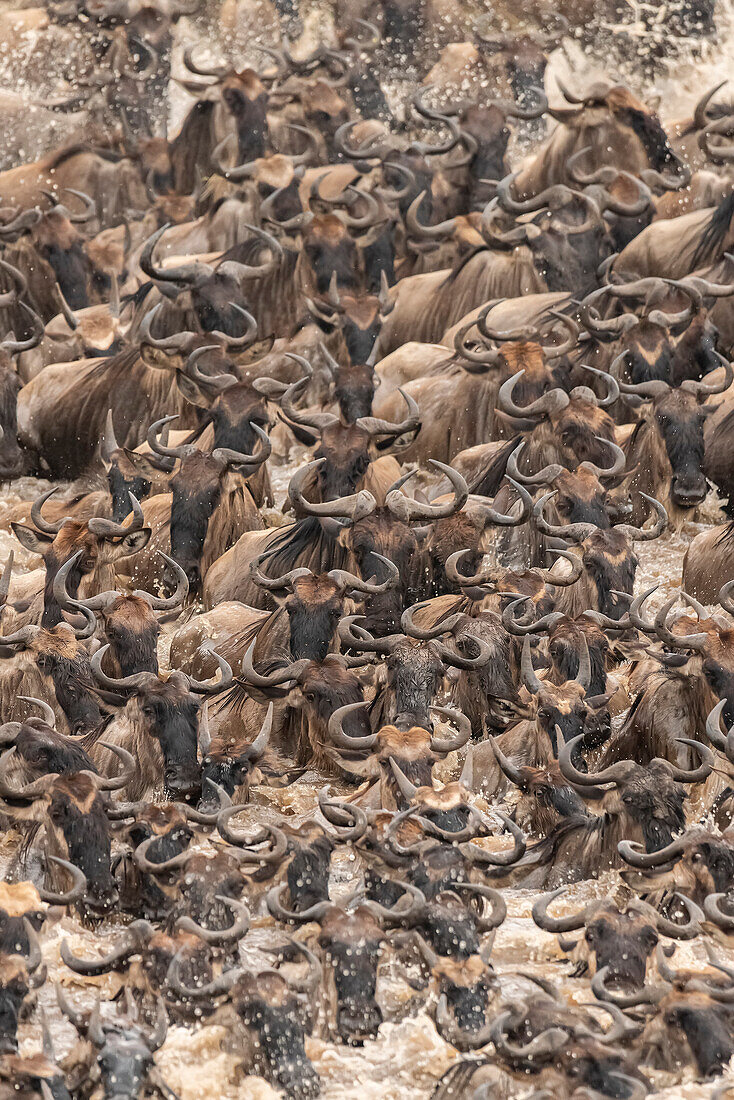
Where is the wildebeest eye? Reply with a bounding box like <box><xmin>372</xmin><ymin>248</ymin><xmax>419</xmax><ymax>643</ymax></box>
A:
<box><xmin>692</xmin><ymin>851</ymin><xmax>703</xmax><ymax>863</ymax></box>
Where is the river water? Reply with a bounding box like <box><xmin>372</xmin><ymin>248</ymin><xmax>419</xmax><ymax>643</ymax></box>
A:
<box><xmin>2</xmin><ymin>1</ymin><xmax>734</xmax><ymax>1097</ymax></box>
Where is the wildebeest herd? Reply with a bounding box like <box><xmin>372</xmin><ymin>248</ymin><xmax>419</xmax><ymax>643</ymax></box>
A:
<box><xmin>2</xmin><ymin>0</ymin><xmax>734</xmax><ymax>1097</ymax></box>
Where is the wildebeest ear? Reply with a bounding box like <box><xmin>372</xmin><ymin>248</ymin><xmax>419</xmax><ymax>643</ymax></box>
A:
<box><xmin>120</xmin><ymin>528</ymin><xmax>152</xmax><ymax>555</ymax></box>
<box><xmin>176</xmin><ymin>372</ymin><xmax>212</xmax><ymax>409</ymax></box>
<box><xmin>10</xmin><ymin>523</ymin><xmax>53</xmax><ymax>554</ymax></box>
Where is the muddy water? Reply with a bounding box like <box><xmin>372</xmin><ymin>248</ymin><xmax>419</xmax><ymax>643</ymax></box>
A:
<box><xmin>3</xmin><ymin>478</ymin><xmax>730</xmax><ymax>1098</ymax></box>
<box><xmin>3</xmin><ymin>1</ymin><xmax>734</xmax><ymax>1096</ymax></box>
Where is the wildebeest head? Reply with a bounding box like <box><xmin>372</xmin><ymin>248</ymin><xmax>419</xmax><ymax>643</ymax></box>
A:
<box><xmin>0</xmin><ymin>351</ymin><xmax>23</xmax><ymax>481</ymax></box>
<box><xmin>220</xmin><ymin>70</ymin><xmax>269</xmax><ymax>162</ymax></box>
<box><xmin>30</xmin><ymin>193</ymin><xmax>95</xmax><ymax>311</ymax></box>
<box><xmin>300</xmin><ymin>81</ymin><xmax>350</xmax><ymax>156</ymax></box>
<box><xmin>11</xmin><ymin>491</ymin><xmax>151</xmax><ymax>629</ymax></box>
<box><xmin>101</xmin><ymin>596</ymin><xmax>160</xmax><ymax>677</ymax></box>
<box><xmin>550</xmin><ymin>83</ymin><xmax>690</xmax><ymax>189</ymax></box>
<box><xmin>459</xmin><ymin>103</ymin><xmax>512</xmax><ymax>197</ymax></box>
<box><xmin>529</xmin><ymin>205</ymin><xmax>613</xmax><ymax>298</ymax></box>
<box><xmin>419</xmin><ymin>933</ymin><xmax>497</xmax><ymax>1052</ymax></box>
<box><xmin>318</xmin><ymin>905</ymin><xmax>384</xmax><ymax>1044</ymax></box>
<box><xmin>534</xmin><ymin>891</ymin><xmax>663</xmax><ymax>988</ymax></box>
<box><xmin>303</xmin><ymin>215</ymin><xmax>359</xmax><ymax>294</ymax></box>
<box><xmin>560</xmin><ymin>739</ymin><xmax>697</xmax><ymax>854</ymax></box>
<box><xmin>99</xmin><ymin>413</ymin><xmax>172</xmax><ymax>522</ymax></box>
<box><xmin>249</xmin><ymin>556</ymin><xmax>372</xmax><ymax>662</ymax></box>
<box><xmin>139</xmin><ymin>225</ymin><xmax>280</xmax><ymax>339</ymax></box>
<box><xmin>11</xmin><ymin>709</ymin><xmax>97</xmax><ymax>781</ymax></box>
<box><xmin>0</xmin><ymin>882</ymin><xmax>46</xmax><ymax>963</ymax></box>
<box><xmin>547</xmin><ymin>616</ymin><xmax>609</xmax><ymax>699</ymax></box>
<box><xmin>170</xmin><ymin>849</ymin><xmax>248</xmax><ymax>936</ymax></box>
<box><xmin>0</xmin><ymin>624</ymin><xmax>103</xmax><ymax>734</ymax></box>
<box><xmin>91</xmin><ymin>649</ymin><xmax>231</xmax><ymax>801</ymax></box>
<box><xmin>306</xmin><ymin>280</ymin><xmax>392</xmax><ymax>372</ymax></box>
<box><xmin>7</xmin><ymin>771</ymin><xmax>119</xmax><ymax>918</ymax></box>
<box><xmin>532</xmin><ymin>494</ymin><xmax>668</xmax><ymax>621</ymax></box>
<box><xmin>491</xmin><ymin>743</ymin><xmax>591</xmax><ymax>835</ymax></box>
<box><xmin>198</xmin><ymin>702</ymin><xmax>282</xmax><ymax>810</ymax></box>
<box><xmin>231</xmin><ymin>970</ymin><xmax>321</xmax><ymax>1099</ymax></box>
<box><xmin>147</xmin><ymin>416</ymin><xmax>270</xmax><ymax>593</ymax></box>
<box><xmin>115</xmin><ymin>802</ymin><xmax>193</xmax><ymax>921</ymax></box>
<box><xmin>337</xmin><ymin>508</ymin><xmax>422</xmax><ymax>633</ymax></box>
<box><xmin>636</xmin><ymin>386</ymin><xmax>712</xmax><ymax>510</ymax></box>
<box><xmin>653</xmin><ymin>615</ymin><xmax>734</xmax><ymax>727</ymax></box>
<box><xmin>509</xmin><ymin>634</ymin><xmax>609</xmax><ymax>755</ymax></box>
<box><xmin>661</xmin><ymin>991</ymin><xmax>734</xmax><ymax>1077</ymax></box>
<box><xmin>328</xmin><ymin>706</ymin><xmax>469</xmax><ymax>807</ymax></box>
<box><xmin>619</xmin><ymin>824</ymin><xmax>734</xmax><ymax>906</ymax></box>
<box><xmin>497</xmin><ymin>362</ymin><xmax>618</xmax><ymax>472</ymax></box>
<box><xmin>242</xmin><ymin>643</ymin><xmax>371</xmax><ymax>770</ymax></box>
<box><xmin>54</xmin><ymin>549</ymin><xmax>188</xmax><ymax>679</ymax></box>
<box><xmin>0</xmin><ymin>957</ymin><xmax>32</xmax><ymax>1054</ymax></box>
<box><xmin>56</xmin><ymin>990</ymin><xmax>168</xmax><ymax>1100</ymax></box>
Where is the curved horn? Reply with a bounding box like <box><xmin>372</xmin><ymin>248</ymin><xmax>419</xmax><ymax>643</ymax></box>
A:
<box><xmin>653</xmin><ymin>595</ymin><xmax>708</xmax><ymax>651</ymax></box>
<box><xmin>138</xmin><ymin>302</ymin><xmax>194</xmax><ymax>352</ymax></box>
<box><xmin>532</xmin><ymin>491</ymin><xmax>597</xmax><ymax>544</ymax></box>
<box><xmin>133</xmin><ymin>833</ymin><xmax>190</xmax><ymax>875</ymax></box>
<box><xmin>266</xmin><ymin>883</ymin><xmax>332</xmax><ymax>924</ymax></box>
<box><xmin>140</xmin><ymin>224</ymin><xmax>211</xmax><ymax>287</ymax></box>
<box><xmin>176</xmin><ymin>896</ymin><xmax>251</xmax><ymax>945</ymax></box>
<box><xmin>520</xmin><ymin>635</ymin><xmax>544</xmax><ymax>694</ymax></box>
<box><xmin>211</xmin><ymin>422</ymin><xmax>273</xmax><ymax>470</ymax></box>
<box><xmin>249</xmin><ymin>551</ymin><xmax>312</xmax><ymax>592</ymax></box>
<box><xmin>704</xmin><ymin>892</ymin><xmax>734</xmax><ymax>933</ymax></box>
<box><xmin>429</xmin><ymin>706</ymin><xmax>472</xmax><ymax>755</ymax></box>
<box><xmin>87</xmin><ymin>491</ymin><xmax>145</xmax><ymax>538</ymax></box>
<box><xmin>289</xmin><ymin>459</ymin><xmax>377</xmax><ymax>520</ymax></box>
<box><xmin>146</xmin><ymin>414</ymin><xmax>185</xmax><ymax>463</ymax></box>
<box><xmin>579</xmin><ymin>436</ymin><xmax>626</xmax><ymax>479</ymax></box>
<box><xmin>184</xmin><ymin>647</ymin><xmax>233</xmax><ymax>695</ymax></box>
<box><xmin>31</xmin><ymin>488</ymin><xmax>69</xmax><ymax>535</ymax></box>
<box><xmin>541</xmin><ymin>311</ymin><xmax>580</xmax><ymax>360</ymax></box>
<box><xmin>617</xmin><ymin>836</ymin><xmax>688</xmax><ymax>869</ymax></box>
<box><xmin>1</xmin><ymin>300</ymin><xmax>44</xmax><ymax>353</ymax></box>
<box><xmin>406</xmin><ymin>190</ymin><xmax>457</xmax><ymax>240</ymax></box>
<box><xmin>18</xmin><ymin>696</ymin><xmax>57</xmax><ymax>729</ymax></box>
<box><xmin>385</xmin><ymin>460</ymin><xmax>467</xmax><ymax>521</ymax></box>
<box><xmin>316</xmin><ymin>789</ymin><xmax>369</xmax><ymax>842</ymax></box>
<box><xmin>38</xmin><ymin>856</ymin><xmax>86</xmax><ymax>905</ymax></box>
<box><xmin>559</xmin><ymin>734</ymin><xmax>633</xmax><ymax>787</ymax></box>
<box><xmin>240</xmin><ymin>638</ymin><xmax>310</xmax><ymax>689</ymax></box>
<box><xmin>355</xmin><ymin>387</ymin><xmax>420</xmax><ymax>438</ymax></box>
<box><xmin>60</xmin><ymin>920</ymin><xmax>152</xmax><ymax>974</ymax></box>
<box><xmin>280</xmin><ymin>372</ymin><xmax>340</xmax><ymax>433</ymax></box>
<box><xmin>93</xmin><ymin>741</ymin><xmax>136</xmax><ymax>792</ymax></box>
<box><xmin>576</xmin><ymin>364</ymin><xmax>620</xmax><ymax>408</ymax></box>
<box><xmin>502</xmin><ymin>596</ymin><xmax>564</xmax><ymax>637</ymax></box>
<box><xmin>614</xmin><ymin>493</ymin><xmax>668</xmax><ymax>542</ymax></box>
<box><xmin>359</xmin><ymin>882</ymin><xmax>427</xmax><ymax>927</ymax></box>
<box><xmin>532</xmin><ymin>887</ymin><xmax>587</xmax><ymax>933</ymax></box>
<box><xmin>184</xmin><ymin>346</ymin><xmax>238</xmax><ymax>394</ymax></box>
<box><xmin>497</xmin><ymin>370</ymin><xmax>570</xmax><ymax>420</ymax></box>
<box><xmin>705</xmin><ymin>698</ymin><xmax>734</xmax><ymax>756</ymax></box>
<box><xmin>327</xmin><ymin>553</ymin><xmax>400</xmax><ymax>594</ymax></box>
<box><xmin>591</xmin><ymin>964</ymin><xmax>670</xmax><ymax>1007</ymax></box>
<box><xmin>659</xmin><ymin>737</ymin><xmax>714</xmax><ymax>783</ymax></box>
<box><xmin>135</xmin><ymin>553</ymin><xmax>189</xmax><ymax>611</ymax></box>
<box><xmin>327</xmin><ymin>701</ymin><xmax>376</xmax><ymax>751</ymax></box>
